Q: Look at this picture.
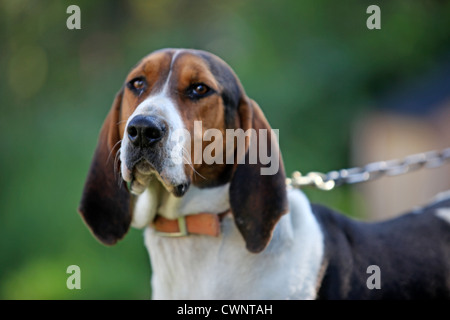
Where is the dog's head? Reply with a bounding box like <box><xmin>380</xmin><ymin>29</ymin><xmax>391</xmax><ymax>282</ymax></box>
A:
<box><xmin>79</xmin><ymin>49</ymin><xmax>288</xmax><ymax>253</ymax></box>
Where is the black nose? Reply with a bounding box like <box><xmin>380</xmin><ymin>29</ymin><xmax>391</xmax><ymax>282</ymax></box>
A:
<box><xmin>127</xmin><ymin>115</ymin><xmax>166</xmax><ymax>148</ymax></box>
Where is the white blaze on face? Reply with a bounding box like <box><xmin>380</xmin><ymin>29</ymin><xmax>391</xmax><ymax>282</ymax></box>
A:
<box><xmin>120</xmin><ymin>51</ymin><xmax>189</xmax><ymax>194</ymax></box>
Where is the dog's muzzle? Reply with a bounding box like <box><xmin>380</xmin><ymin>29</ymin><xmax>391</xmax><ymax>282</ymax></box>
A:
<box><xmin>122</xmin><ymin>114</ymin><xmax>190</xmax><ymax>197</ymax></box>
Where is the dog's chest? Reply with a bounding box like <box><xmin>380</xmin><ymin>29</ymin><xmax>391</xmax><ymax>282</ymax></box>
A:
<box><xmin>144</xmin><ymin>190</ymin><xmax>325</xmax><ymax>299</ymax></box>
<box><xmin>144</xmin><ymin>217</ymin><xmax>263</xmax><ymax>299</ymax></box>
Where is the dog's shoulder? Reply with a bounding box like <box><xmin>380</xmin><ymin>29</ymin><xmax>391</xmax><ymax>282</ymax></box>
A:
<box><xmin>309</xmin><ymin>202</ymin><xmax>365</xmax><ymax>241</ymax></box>
<box><xmin>311</xmin><ymin>191</ymin><xmax>450</xmax><ymax>234</ymax></box>
<box><xmin>312</xmin><ymin>192</ymin><xmax>450</xmax><ymax>300</ymax></box>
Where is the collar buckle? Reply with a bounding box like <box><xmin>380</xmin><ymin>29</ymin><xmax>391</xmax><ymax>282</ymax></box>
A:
<box><xmin>154</xmin><ymin>216</ymin><xmax>188</xmax><ymax>237</ymax></box>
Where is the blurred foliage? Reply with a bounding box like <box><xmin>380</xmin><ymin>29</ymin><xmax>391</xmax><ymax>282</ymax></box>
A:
<box><xmin>0</xmin><ymin>0</ymin><xmax>449</xmax><ymax>299</ymax></box>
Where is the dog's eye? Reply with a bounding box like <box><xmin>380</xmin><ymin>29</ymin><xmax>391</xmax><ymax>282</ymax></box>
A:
<box><xmin>187</xmin><ymin>83</ymin><xmax>213</xmax><ymax>99</ymax></box>
<box><xmin>193</xmin><ymin>84</ymin><xmax>209</xmax><ymax>95</ymax></box>
<box><xmin>127</xmin><ymin>77</ymin><xmax>147</xmax><ymax>94</ymax></box>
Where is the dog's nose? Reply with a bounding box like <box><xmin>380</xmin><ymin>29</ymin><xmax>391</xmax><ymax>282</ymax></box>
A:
<box><xmin>127</xmin><ymin>115</ymin><xmax>166</xmax><ymax>148</ymax></box>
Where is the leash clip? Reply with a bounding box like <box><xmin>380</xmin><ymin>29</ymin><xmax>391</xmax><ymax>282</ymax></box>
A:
<box><xmin>287</xmin><ymin>171</ymin><xmax>335</xmax><ymax>191</ymax></box>
<box><xmin>287</xmin><ymin>147</ymin><xmax>450</xmax><ymax>191</ymax></box>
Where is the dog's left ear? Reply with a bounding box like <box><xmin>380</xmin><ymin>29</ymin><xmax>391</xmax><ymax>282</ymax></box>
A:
<box><xmin>78</xmin><ymin>89</ymin><xmax>132</xmax><ymax>245</ymax></box>
<box><xmin>229</xmin><ymin>97</ymin><xmax>289</xmax><ymax>253</ymax></box>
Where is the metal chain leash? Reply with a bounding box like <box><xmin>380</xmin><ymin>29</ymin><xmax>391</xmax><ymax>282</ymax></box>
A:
<box><xmin>287</xmin><ymin>147</ymin><xmax>450</xmax><ymax>191</ymax></box>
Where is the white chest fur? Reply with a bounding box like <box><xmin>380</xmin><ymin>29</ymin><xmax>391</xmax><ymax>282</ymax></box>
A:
<box><xmin>139</xmin><ymin>185</ymin><xmax>325</xmax><ymax>299</ymax></box>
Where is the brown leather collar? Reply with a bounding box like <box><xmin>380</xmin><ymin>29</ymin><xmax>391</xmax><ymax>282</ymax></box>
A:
<box><xmin>152</xmin><ymin>210</ymin><xmax>230</xmax><ymax>237</ymax></box>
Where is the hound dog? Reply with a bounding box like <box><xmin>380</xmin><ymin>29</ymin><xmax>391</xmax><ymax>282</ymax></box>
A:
<box><xmin>79</xmin><ymin>48</ymin><xmax>450</xmax><ymax>299</ymax></box>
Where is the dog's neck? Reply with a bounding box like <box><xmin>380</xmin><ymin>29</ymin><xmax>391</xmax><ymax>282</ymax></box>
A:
<box><xmin>131</xmin><ymin>178</ymin><xmax>230</xmax><ymax>228</ymax></box>
<box><xmin>158</xmin><ymin>182</ymin><xmax>230</xmax><ymax>219</ymax></box>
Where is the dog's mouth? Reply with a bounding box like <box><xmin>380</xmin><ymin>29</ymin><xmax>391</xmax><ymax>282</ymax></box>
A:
<box><xmin>122</xmin><ymin>158</ymin><xmax>156</xmax><ymax>195</ymax></box>
<box><xmin>134</xmin><ymin>159</ymin><xmax>154</xmax><ymax>176</ymax></box>
<box><xmin>124</xmin><ymin>158</ymin><xmax>190</xmax><ymax>197</ymax></box>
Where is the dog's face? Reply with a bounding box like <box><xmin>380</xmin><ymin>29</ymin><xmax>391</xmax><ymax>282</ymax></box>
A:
<box><xmin>79</xmin><ymin>48</ymin><xmax>288</xmax><ymax>253</ymax></box>
<box><xmin>118</xmin><ymin>49</ymin><xmax>242</xmax><ymax>197</ymax></box>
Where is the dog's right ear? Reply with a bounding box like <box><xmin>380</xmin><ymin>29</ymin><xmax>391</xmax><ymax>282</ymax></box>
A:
<box><xmin>78</xmin><ymin>89</ymin><xmax>132</xmax><ymax>245</ymax></box>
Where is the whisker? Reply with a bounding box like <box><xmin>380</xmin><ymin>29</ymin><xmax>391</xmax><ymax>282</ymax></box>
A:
<box><xmin>107</xmin><ymin>139</ymin><xmax>122</xmax><ymax>164</ymax></box>
<box><xmin>104</xmin><ymin>139</ymin><xmax>123</xmax><ymax>187</ymax></box>
<box><xmin>181</xmin><ymin>147</ymin><xmax>206</xmax><ymax>180</ymax></box>
<box><xmin>117</xmin><ymin>111</ymin><xmax>134</xmax><ymax>126</ymax></box>
<box><xmin>114</xmin><ymin>149</ymin><xmax>123</xmax><ymax>187</ymax></box>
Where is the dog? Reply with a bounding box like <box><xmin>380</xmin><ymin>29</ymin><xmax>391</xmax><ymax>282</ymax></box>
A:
<box><xmin>79</xmin><ymin>48</ymin><xmax>450</xmax><ymax>299</ymax></box>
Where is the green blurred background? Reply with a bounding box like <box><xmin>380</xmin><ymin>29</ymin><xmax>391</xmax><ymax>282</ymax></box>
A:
<box><xmin>0</xmin><ymin>0</ymin><xmax>449</xmax><ymax>299</ymax></box>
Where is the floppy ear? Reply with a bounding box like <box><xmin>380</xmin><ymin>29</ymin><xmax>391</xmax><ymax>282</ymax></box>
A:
<box><xmin>229</xmin><ymin>97</ymin><xmax>289</xmax><ymax>253</ymax></box>
<box><xmin>78</xmin><ymin>89</ymin><xmax>132</xmax><ymax>245</ymax></box>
